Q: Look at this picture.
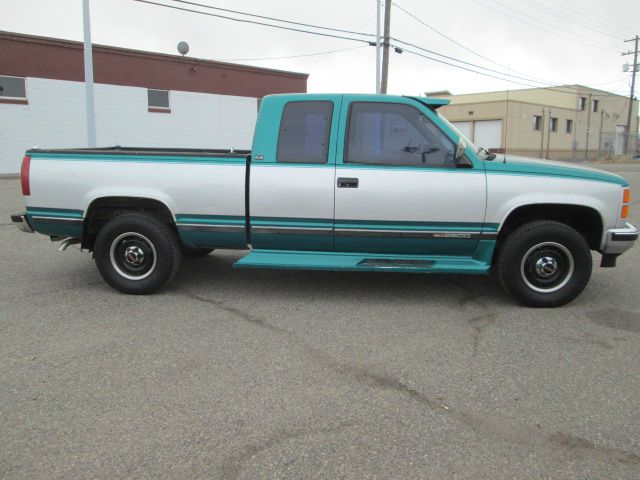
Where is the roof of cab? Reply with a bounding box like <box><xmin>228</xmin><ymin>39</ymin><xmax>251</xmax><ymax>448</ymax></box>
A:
<box><xmin>263</xmin><ymin>93</ymin><xmax>450</xmax><ymax>108</ymax></box>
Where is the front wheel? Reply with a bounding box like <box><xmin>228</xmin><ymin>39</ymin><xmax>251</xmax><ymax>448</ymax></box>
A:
<box><xmin>496</xmin><ymin>220</ymin><xmax>592</xmax><ymax>307</ymax></box>
<box><xmin>94</xmin><ymin>213</ymin><xmax>181</xmax><ymax>294</ymax></box>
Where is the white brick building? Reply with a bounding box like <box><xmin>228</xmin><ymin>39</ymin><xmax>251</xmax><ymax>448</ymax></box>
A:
<box><xmin>0</xmin><ymin>31</ymin><xmax>308</xmax><ymax>174</ymax></box>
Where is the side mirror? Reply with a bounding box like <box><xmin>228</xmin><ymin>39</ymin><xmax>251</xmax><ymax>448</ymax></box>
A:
<box><xmin>455</xmin><ymin>137</ymin><xmax>467</xmax><ymax>160</ymax></box>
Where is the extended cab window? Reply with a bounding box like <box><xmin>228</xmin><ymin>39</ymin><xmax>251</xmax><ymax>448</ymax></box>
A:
<box><xmin>277</xmin><ymin>101</ymin><xmax>333</xmax><ymax>164</ymax></box>
<box><xmin>346</xmin><ymin>102</ymin><xmax>455</xmax><ymax>168</ymax></box>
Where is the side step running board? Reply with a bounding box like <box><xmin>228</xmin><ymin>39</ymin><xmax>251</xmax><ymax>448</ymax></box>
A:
<box><xmin>234</xmin><ymin>250</ymin><xmax>490</xmax><ymax>274</ymax></box>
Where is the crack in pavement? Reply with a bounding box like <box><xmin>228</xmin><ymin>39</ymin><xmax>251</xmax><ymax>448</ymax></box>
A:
<box><xmin>0</xmin><ymin>280</ymin><xmax>104</xmax><ymax>304</ymax></box>
<box><xmin>468</xmin><ymin>312</ymin><xmax>498</xmax><ymax>357</ymax></box>
<box><xmin>182</xmin><ymin>289</ymin><xmax>640</xmax><ymax>469</ymax></box>
<box><xmin>219</xmin><ymin>422</ymin><xmax>356</xmax><ymax>480</ymax></box>
<box><xmin>561</xmin><ymin>335</ymin><xmax>615</xmax><ymax>351</ymax></box>
<box><xmin>445</xmin><ymin>278</ymin><xmax>500</xmax><ymax>357</ymax></box>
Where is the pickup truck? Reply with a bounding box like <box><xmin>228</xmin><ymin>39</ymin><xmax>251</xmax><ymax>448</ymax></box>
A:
<box><xmin>11</xmin><ymin>93</ymin><xmax>638</xmax><ymax>307</ymax></box>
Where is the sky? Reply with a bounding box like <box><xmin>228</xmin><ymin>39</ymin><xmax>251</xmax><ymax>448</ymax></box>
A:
<box><xmin>0</xmin><ymin>0</ymin><xmax>638</xmax><ymax>97</ymax></box>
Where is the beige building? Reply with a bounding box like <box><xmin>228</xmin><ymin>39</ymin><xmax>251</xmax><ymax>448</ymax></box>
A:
<box><xmin>427</xmin><ymin>85</ymin><xmax>639</xmax><ymax>160</ymax></box>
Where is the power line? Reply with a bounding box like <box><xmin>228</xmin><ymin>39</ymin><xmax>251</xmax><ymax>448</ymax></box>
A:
<box><xmin>305</xmin><ymin>13</ymin><xmax>377</xmax><ymax>70</ymax></box>
<box><xmin>132</xmin><ymin>0</ymin><xmax>374</xmax><ymax>44</ymax></box>
<box><xmin>390</xmin><ymin>37</ymin><xmax>560</xmax><ymax>87</ymax></box>
<box><xmin>471</xmin><ymin>0</ymin><xmax>621</xmax><ymax>52</ymax></box>
<box><xmin>514</xmin><ymin>0</ymin><xmax>625</xmax><ymax>41</ymax></box>
<box><xmin>401</xmin><ymin>48</ymin><xmax>549</xmax><ymax>88</ymax></box>
<box><xmin>558</xmin><ymin>0</ymin><xmax>638</xmax><ymax>34</ymax></box>
<box><xmin>166</xmin><ymin>0</ymin><xmax>377</xmax><ymax>38</ymax></box>
<box><xmin>141</xmin><ymin>0</ymin><xmax>547</xmax><ymax>87</ymax></box>
<box><xmin>216</xmin><ymin>45</ymin><xmax>367</xmax><ymax>62</ymax></box>
<box><xmin>392</xmin><ymin>2</ymin><xmax>563</xmax><ymax>87</ymax></box>
<box><xmin>401</xmin><ymin>48</ymin><xmax>629</xmax><ymax>98</ymax></box>
<box><xmin>134</xmin><ymin>0</ymin><xmax>629</xmax><ymax>99</ymax></box>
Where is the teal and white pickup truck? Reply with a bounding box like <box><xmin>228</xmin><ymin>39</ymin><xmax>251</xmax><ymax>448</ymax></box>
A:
<box><xmin>11</xmin><ymin>94</ymin><xmax>638</xmax><ymax>306</ymax></box>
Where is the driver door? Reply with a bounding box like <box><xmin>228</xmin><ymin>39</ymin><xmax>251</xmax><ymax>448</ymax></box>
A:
<box><xmin>334</xmin><ymin>96</ymin><xmax>487</xmax><ymax>256</ymax></box>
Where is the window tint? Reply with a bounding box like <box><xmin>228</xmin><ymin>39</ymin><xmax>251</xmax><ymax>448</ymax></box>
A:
<box><xmin>346</xmin><ymin>102</ymin><xmax>456</xmax><ymax>168</ymax></box>
<box><xmin>0</xmin><ymin>76</ymin><xmax>26</xmax><ymax>99</ymax></box>
<box><xmin>277</xmin><ymin>101</ymin><xmax>333</xmax><ymax>164</ymax></box>
<box><xmin>148</xmin><ymin>89</ymin><xmax>169</xmax><ymax>108</ymax></box>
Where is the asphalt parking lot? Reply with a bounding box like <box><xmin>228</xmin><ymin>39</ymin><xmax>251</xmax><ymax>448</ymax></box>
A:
<box><xmin>1</xmin><ymin>162</ymin><xmax>639</xmax><ymax>479</ymax></box>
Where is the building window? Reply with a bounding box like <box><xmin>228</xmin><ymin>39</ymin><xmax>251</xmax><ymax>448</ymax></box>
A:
<box><xmin>592</xmin><ymin>99</ymin><xmax>599</xmax><ymax>112</ymax></box>
<box><xmin>147</xmin><ymin>89</ymin><xmax>170</xmax><ymax>112</ymax></box>
<box><xmin>345</xmin><ymin>102</ymin><xmax>455</xmax><ymax>168</ymax></box>
<box><xmin>566</xmin><ymin>119</ymin><xmax>573</xmax><ymax>134</ymax></box>
<box><xmin>0</xmin><ymin>75</ymin><xmax>27</xmax><ymax>104</ymax></box>
<box><xmin>579</xmin><ymin>97</ymin><xmax>586</xmax><ymax>111</ymax></box>
<box><xmin>276</xmin><ymin>101</ymin><xmax>333</xmax><ymax>164</ymax></box>
<box><xmin>533</xmin><ymin>115</ymin><xmax>542</xmax><ymax>131</ymax></box>
<box><xmin>550</xmin><ymin>117</ymin><xmax>558</xmax><ymax>132</ymax></box>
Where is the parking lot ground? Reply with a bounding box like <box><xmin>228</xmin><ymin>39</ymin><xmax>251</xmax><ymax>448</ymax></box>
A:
<box><xmin>1</xmin><ymin>163</ymin><xmax>639</xmax><ymax>479</ymax></box>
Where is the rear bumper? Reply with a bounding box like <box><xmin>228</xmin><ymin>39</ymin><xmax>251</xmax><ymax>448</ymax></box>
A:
<box><xmin>10</xmin><ymin>213</ymin><xmax>34</xmax><ymax>233</ymax></box>
<box><xmin>602</xmin><ymin>222</ymin><xmax>638</xmax><ymax>255</ymax></box>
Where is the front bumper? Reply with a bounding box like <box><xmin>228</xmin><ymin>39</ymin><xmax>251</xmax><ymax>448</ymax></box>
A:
<box><xmin>10</xmin><ymin>213</ymin><xmax>34</xmax><ymax>233</ymax></box>
<box><xmin>602</xmin><ymin>222</ymin><xmax>638</xmax><ymax>255</ymax></box>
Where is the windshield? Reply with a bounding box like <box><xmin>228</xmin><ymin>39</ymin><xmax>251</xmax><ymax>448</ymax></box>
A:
<box><xmin>437</xmin><ymin>112</ymin><xmax>492</xmax><ymax>160</ymax></box>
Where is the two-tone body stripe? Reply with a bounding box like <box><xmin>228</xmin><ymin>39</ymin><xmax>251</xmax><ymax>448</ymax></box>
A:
<box><xmin>29</xmin><ymin>216</ymin><xmax>84</xmax><ymax>226</ymax></box>
<box><xmin>251</xmin><ymin>217</ymin><xmax>333</xmax><ymax>237</ymax></box>
<box><xmin>25</xmin><ymin>207</ymin><xmax>85</xmax><ymax>238</ymax></box>
<box><xmin>177</xmin><ymin>223</ymin><xmax>245</xmax><ymax>233</ymax></box>
<box><xmin>175</xmin><ymin>215</ymin><xmax>245</xmax><ymax>228</ymax></box>
<box><xmin>333</xmin><ymin>228</ymin><xmax>497</xmax><ymax>240</ymax></box>
<box><xmin>252</xmin><ymin>226</ymin><xmax>333</xmax><ymax>235</ymax></box>
<box><xmin>249</xmin><ymin>217</ymin><xmax>499</xmax><ymax>239</ymax></box>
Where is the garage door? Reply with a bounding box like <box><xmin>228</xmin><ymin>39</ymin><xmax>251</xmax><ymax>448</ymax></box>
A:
<box><xmin>451</xmin><ymin>121</ymin><xmax>473</xmax><ymax>141</ymax></box>
<box><xmin>473</xmin><ymin>120</ymin><xmax>502</xmax><ymax>150</ymax></box>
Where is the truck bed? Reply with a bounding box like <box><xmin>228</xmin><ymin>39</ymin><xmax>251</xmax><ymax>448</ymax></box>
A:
<box><xmin>28</xmin><ymin>146</ymin><xmax>251</xmax><ymax>158</ymax></box>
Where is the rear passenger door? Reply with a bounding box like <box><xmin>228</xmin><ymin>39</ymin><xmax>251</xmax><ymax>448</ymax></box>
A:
<box><xmin>334</xmin><ymin>96</ymin><xmax>487</xmax><ymax>256</ymax></box>
<box><xmin>249</xmin><ymin>96</ymin><xmax>340</xmax><ymax>251</ymax></box>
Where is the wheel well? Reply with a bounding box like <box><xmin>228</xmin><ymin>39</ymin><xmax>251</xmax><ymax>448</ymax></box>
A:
<box><xmin>498</xmin><ymin>204</ymin><xmax>603</xmax><ymax>250</ymax></box>
<box><xmin>82</xmin><ymin>197</ymin><xmax>174</xmax><ymax>250</ymax></box>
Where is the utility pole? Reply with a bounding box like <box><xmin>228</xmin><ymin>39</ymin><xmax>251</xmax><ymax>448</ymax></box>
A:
<box><xmin>597</xmin><ymin>109</ymin><xmax>605</xmax><ymax>159</ymax></box>
<box><xmin>585</xmin><ymin>92</ymin><xmax>592</xmax><ymax>160</ymax></box>
<box><xmin>546</xmin><ymin>109</ymin><xmax>552</xmax><ymax>159</ymax></box>
<box><xmin>380</xmin><ymin>0</ymin><xmax>392</xmax><ymax>94</ymax></box>
<box><xmin>539</xmin><ymin>108</ymin><xmax>545</xmax><ymax>159</ymax></box>
<box><xmin>572</xmin><ymin>92</ymin><xmax>579</xmax><ymax>160</ymax></box>
<box><xmin>623</xmin><ymin>35</ymin><xmax>639</xmax><ymax>155</ymax></box>
<box><xmin>83</xmin><ymin>0</ymin><xmax>96</xmax><ymax>147</ymax></box>
<box><xmin>375</xmin><ymin>0</ymin><xmax>381</xmax><ymax>94</ymax></box>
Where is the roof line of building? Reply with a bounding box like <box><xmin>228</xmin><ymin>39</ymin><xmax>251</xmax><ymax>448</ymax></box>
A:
<box><xmin>0</xmin><ymin>30</ymin><xmax>309</xmax><ymax>79</ymax></box>
<box><xmin>426</xmin><ymin>84</ymin><xmax>628</xmax><ymax>99</ymax></box>
<box><xmin>440</xmin><ymin>98</ymin><xmax>580</xmax><ymax>111</ymax></box>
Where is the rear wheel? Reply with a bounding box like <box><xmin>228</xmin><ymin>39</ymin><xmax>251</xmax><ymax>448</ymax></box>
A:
<box><xmin>497</xmin><ymin>220</ymin><xmax>592</xmax><ymax>307</ymax></box>
<box><xmin>94</xmin><ymin>213</ymin><xmax>181</xmax><ymax>294</ymax></box>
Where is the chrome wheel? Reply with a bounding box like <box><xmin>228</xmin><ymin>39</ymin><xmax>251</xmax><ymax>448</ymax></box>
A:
<box><xmin>109</xmin><ymin>232</ymin><xmax>157</xmax><ymax>281</ymax></box>
<box><xmin>520</xmin><ymin>242</ymin><xmax>574</xmax><ymax>293</ymax></box>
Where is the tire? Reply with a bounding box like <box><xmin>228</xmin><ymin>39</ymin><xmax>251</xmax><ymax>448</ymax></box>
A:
<box><xmin>180</xmin><ymin>245</ymin><xmax>214</xmax><ymax>258</ymax></box>
<box><xmin>94</xmin><ymin>213</ymin><xmax>181</xmax><ymax>294</ymax></box>
<box><xmin>496</xmin><ymin>220</ymin><xmax>592</xmax><ymax>307</ymax></box>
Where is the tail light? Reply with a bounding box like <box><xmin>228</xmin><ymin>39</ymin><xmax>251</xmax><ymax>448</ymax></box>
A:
<box><xmin>21</xmin><ymin>155</ymin><xmax>31</xmax><ymax>196</ymax></box>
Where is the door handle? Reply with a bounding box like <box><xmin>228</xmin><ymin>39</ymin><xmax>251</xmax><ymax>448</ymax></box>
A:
<box><xmin>337</xmin><ymin>177</ymin><xmax>359</xmax><ymax>188</ymax></box>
